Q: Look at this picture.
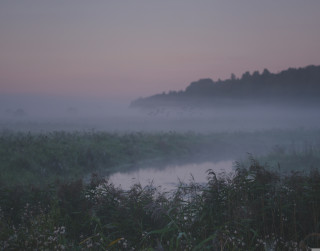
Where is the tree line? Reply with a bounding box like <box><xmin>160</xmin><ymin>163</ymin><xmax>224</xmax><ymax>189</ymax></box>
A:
<box><xmin>131</xmin><ymin>65</ymin><xmax>320</xmax><ymax>107</ymax></box>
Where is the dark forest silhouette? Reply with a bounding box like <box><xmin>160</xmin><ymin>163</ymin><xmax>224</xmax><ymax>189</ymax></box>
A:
<box><xmin>131</xmin><ymin>65</ymin><xmax>320</xmax><ymax>108</ymax></box>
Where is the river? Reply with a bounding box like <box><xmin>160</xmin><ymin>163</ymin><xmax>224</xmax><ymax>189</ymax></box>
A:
<box><xmin>108</xmin><ymin>160</ymin><xmax>234</xmax><ymax>191</ymax></box>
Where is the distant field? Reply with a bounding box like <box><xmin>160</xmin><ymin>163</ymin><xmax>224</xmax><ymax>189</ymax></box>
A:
<box><xmin>1</xmin><ymin>129</ymin><xmax>320</xmax><ymax>186</ymax></box>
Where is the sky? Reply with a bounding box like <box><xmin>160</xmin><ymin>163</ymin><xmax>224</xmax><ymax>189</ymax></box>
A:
<box><xmin>1</xmin><ymin>0</ymin><xmax>320</xmax><ymax>101</ymax></box>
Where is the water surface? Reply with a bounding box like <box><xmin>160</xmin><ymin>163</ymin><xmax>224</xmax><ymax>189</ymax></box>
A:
<box><xmin>108</xmin><ymin>160</ymin><xmax>234</xmax><ymax>191</ymax></box>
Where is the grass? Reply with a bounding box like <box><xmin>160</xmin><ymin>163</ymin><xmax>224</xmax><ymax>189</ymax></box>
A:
<box><xmin>254</xmin><ymin>143</ymin><xmax>320</xmax><ymax>174</ymax></box>
<box><xmin>0</xmin><ymin>158</ymin><xmax>319</xmax><ymax>250</ymax></box>
<box><xmin>0</xmin><ymin>129</ymin><xmax>320</xmax><ymax>249</ymax></box>
<box><xmin>1</xmin><ymin>128</ymin><xmax>320</xmax><ymax>186</ymax></box>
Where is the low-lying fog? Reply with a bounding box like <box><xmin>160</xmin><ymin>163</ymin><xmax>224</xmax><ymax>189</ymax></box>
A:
<box><xmin>1</xmin><ymin>94</ymin><xmax>320</xmax><ymax>189</ymax></box>
<box><xmin>1</xmin><ymin>94</ymin><xmax>319</xmax><ymax>132</ymax></box>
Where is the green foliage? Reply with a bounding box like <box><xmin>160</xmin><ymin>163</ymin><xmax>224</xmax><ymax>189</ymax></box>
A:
<box><xmin>1</xmin><ymin>158</ymin><xmax>320</xmax><ymax>250</ymax></box>
<box><xmin>0</xmin><ymin>131</ymin><xmax>204</xmax><ymax>186</ymax></box>
<box><xmin>1</xmin><ymin>129</ymin><xmax>320</xmax><ymax>187</ymax></box>
<box><xmin>1</xmin><ymin>130</ymin><xmax>320</xmax><ymax>249</ymax></box>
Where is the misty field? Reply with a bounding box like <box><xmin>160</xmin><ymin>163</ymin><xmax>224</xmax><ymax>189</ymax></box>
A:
<box><xmin>1</xmin><ymin>129</ymin><xmax>320</xmax><ymax>186</ymax></box>
<box><xmin>0</xmin><ymin>129</ymin><xmax>320</xmax><ymax>250</ymax></box>
<box><xmin>2</xmin><ymin>0</ymin><xmax>320</xmax><ymax>249</ymax></box>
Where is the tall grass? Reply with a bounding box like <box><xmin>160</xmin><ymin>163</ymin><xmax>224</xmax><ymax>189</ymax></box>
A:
<box><xmin>0</xmin><ymin>158</ymin><xmax>319</xmax><ymax>250</ymax></box>
<box><xmin>1</xmin><ymin>129</ymin><xmax>320</xmax><ymax>249</ymax></box>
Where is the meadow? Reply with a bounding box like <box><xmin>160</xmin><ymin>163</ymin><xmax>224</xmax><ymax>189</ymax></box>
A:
<box><xmin>0</xmin><ymin>129</ymin><xmax>320</xmax><ymax>249</ymax></box>
<box><xmin>1</xmin><ymin>129</ymin><xmax>320</xmax><ymax>186</ymax></box>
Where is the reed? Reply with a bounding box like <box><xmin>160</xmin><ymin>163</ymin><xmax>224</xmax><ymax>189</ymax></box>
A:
<box><xmin>0</xmin><ymin>158</ymin><xmax>319</xmax><ymax>250</ymax></box>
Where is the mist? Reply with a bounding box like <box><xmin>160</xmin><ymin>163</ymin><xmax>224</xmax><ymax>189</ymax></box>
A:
<box><xmin>0</xmin><ymin>94</ymin><xmax>319</xmax><ymax>135</ymax></box>
<box><xmin>2</xmin><ymin>0</ymin><xmax>320</xmax><ymax>247</ymax></box>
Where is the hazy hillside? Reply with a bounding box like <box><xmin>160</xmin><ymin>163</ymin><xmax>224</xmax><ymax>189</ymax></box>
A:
<box><xmin>131</xmin><ymin>65</ymin><xmax>320</xmax><ymax>108</ymax></box>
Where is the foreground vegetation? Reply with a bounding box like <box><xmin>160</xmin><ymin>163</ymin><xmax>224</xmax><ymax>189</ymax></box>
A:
<box><xmin>1</xmin><ymin>129</ymin><xmax>320</xmax><ymax>249</ymax></box>
<box><xmin>0</xmin><ymin>158</ymin><xmax>319</xmax><ymax>250</ymax></box>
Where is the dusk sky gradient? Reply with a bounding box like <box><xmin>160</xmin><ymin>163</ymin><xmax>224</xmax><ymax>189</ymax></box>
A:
<box><xmin>1</xmin><ymin>0</ymin><xmax>320</xmax><ymax>100</ymax></box>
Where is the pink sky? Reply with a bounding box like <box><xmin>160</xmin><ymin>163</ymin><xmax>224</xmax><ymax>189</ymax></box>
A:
<box><xmin>1</xmin><ymin>1</ymin><xmax>320</xmax><ymax>100</ymax></box>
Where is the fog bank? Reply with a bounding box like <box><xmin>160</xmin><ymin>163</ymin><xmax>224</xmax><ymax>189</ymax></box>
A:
<box><xmin>1</xmin><ymin>94</ymin><xmax>319</xmax><ymax>133</ymax></box>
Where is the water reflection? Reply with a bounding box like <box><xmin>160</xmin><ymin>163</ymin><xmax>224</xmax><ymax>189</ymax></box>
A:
<box><xmin>108</xmin><ymin>160</ymin><xmax>234</xmax><ymax>191</ymax></box>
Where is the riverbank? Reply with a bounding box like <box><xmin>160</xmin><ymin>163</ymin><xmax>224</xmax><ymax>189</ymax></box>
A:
<box><xmin>1</xmin><ymin>129</ymin><xmax>319</xmax><ymax>187</ymax></box>
<box><xmin>1</xmin><ymin>129</ymin><xmax>320</xmax><ymax>249</ymax></box>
